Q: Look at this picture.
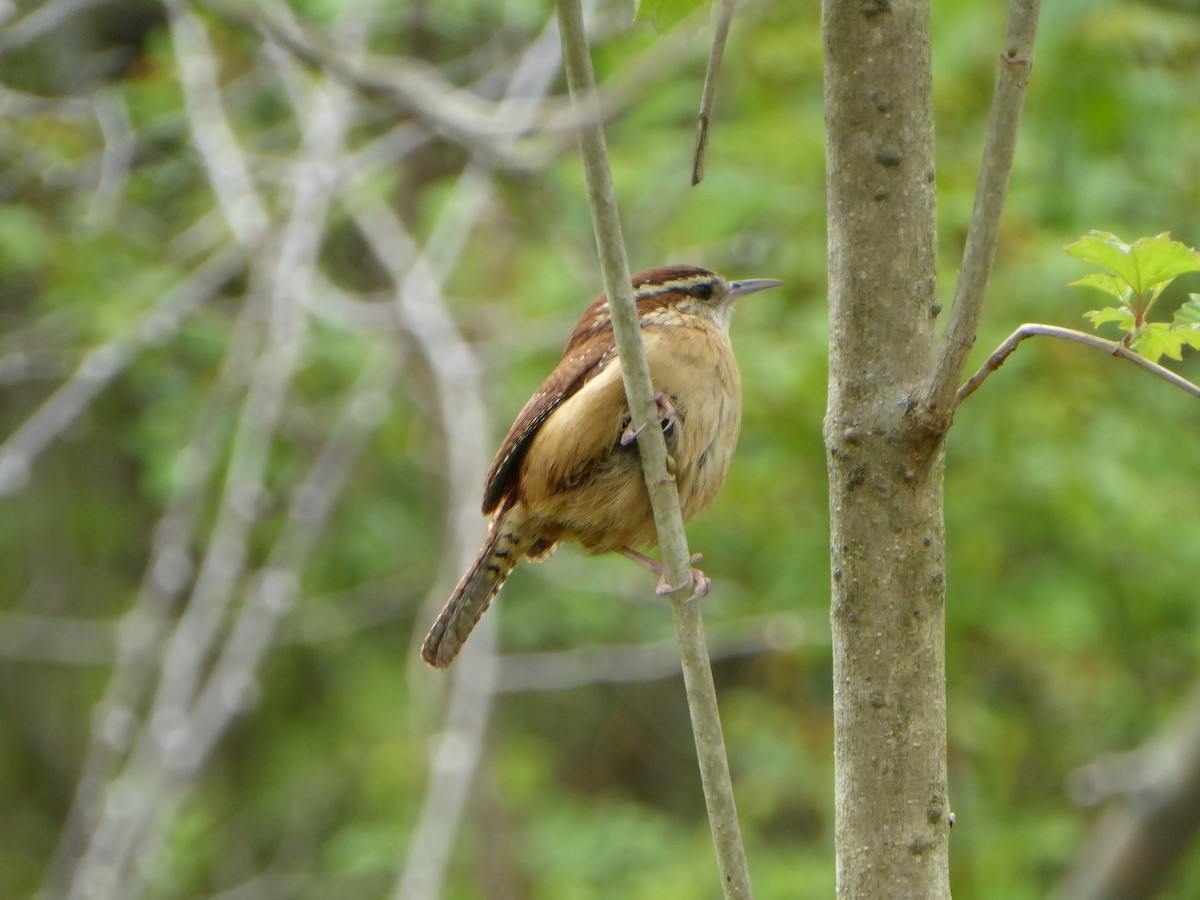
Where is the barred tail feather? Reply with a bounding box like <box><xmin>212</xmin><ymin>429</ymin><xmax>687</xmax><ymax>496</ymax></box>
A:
<box><xmin>421</xmin><ymin>524</ymin><xmax>524</xmax><ymax>668</ymax></box>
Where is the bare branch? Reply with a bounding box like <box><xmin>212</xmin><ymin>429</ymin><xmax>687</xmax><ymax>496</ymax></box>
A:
<box><xmin>1059</xmin><ymin>685</ymin><xmax>1200</xmax><ymax>900</ymax></box>
<box><xmin>0</xmin><ymin>244</ymin><xmax>246</xmax><ymax>496</ymax></box>
<box><xmin>164</xmin><ymin>0</ymin><xmax>270</xmax><ymax>246</ymax></box>
<box><xmin>0</xmin><ymin>0</ymin><xmax>112</xmax><ymax>50</ymax></box>
<box><xmin>495</xmin><ymin>613</ymin><xmax>815</xmax><ymax>692</ymax></box>
<box><xmin>197</xmin><ymin>0</ymin><xmax>557</xmax><ymax>168</ymax></box>
<box><xmin>955</xmin><ymin>323</ymin><xmax>1200</xmax><ymax>407</ymax></box>
<box><xmin>554</xmin><ymin>0</ymin><xmax>753</xmax><ymax>896</ymax></box>
<box><xmin>917</xmin><ymin>0</ymin><xmax>1042</xmax><ymax>425</ymax></box>
<box><xmin>84</xmin><ymin>87</ymin><xmax>134</xmax><ymax>227</ymax></box>
<box><xmin>0</xmin><ymin>614</ymin><xmax>114</xmax><ymax>665</ymax></box>
<box><xmin>692</xmin><ymin>0</ymin><xmax>737</xmax><ymax>186</ymax></box>
<box><xmin>197</xmin><ymin>0</ymin><xmax>687</xmax><ymax>172</ymax></box>
<box><xmin>42</xmin><ymin>291</ymin><xmax>269</xmax><ymax>897</ymax></box>
<box><xmin>370</xmin><ymin>19</ymin><xmax>566</xmax><ymax>899</ymax></box>
<box><xmin>58</xmin><ymin>9</ymin><xmax>367</xmax><ymax>891</ymax></box>
<box><xmin>347</xmin><ymin>188</ymin><xmax>496</xmax><ymax>900</ymax></box>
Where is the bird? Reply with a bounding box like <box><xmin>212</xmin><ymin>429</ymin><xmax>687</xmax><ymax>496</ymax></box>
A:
<box><xmin>421</xmin><ymin>264</ymin><xmax>782</xmax><ymax>668</ymax></box>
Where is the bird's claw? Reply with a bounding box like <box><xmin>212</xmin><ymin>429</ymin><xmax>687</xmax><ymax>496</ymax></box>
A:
<box><xmin>619</xmin><ymin>393</ymin><xmax>678</xmax><ymax>447</ymax></box>
<box><xmin>656</xmin><ymin>565</ymin><xmax>711</xmax><ymax>602</ymax></box>
<box><xmin>619</xmin><ymin>548</ymin><xmax>708</xmax><ymax>601</ymax></box>
<box><xmin>655</xmin><ymin>393</ymin><xmax>678</xmax><ymax>437</ymax></box>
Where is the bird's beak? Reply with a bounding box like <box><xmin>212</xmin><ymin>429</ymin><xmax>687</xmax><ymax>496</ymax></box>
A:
<box><xmin>727</xmin><ymin>278</ymin><xmax>784</xmax><ymax>300</ymax></box>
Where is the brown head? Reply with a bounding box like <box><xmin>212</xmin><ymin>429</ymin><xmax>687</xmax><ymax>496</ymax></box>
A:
<box><xmin>566</xmin><ymin>265</ymin><xmax>784</xmax><ymax>352</ymax></box>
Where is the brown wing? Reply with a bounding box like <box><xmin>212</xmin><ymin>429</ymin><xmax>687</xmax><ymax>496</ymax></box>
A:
<box><xmin>482</xmin><ymin>267</ymin><xmax>687</xmax><ymax>514</ymax></box>
<box><xmin>481</xmin><ymin>321</ymin><xmax>616</xmax><ymax>515</ymax></box>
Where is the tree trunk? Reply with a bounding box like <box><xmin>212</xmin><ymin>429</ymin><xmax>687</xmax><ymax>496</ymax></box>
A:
<box><xmin>822</xmin><ymin>0</ymin><xmax>951</xmax><ymax>896</ymax></box>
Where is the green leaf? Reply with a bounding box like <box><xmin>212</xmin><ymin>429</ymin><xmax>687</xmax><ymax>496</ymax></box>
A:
<box><xmin>1132</xmin><ymin>321</ymin><xmax>1186</xmax><ymax>363</ymax></box>
<box><xmin>1065</xmin><ymin>231</ymin><xmax>1200</xmax><ymax>297</ymax></box>
<box><xmin>1083</xmin><ymin>306</ymin><xmax>1135</xmax><ymax>331</ymax></box>
<box><xmin>1069</xmin><ymin>273</ymin><xmax>1133</xmax><ymax>304</ymax></box>
<box><xmin>1066</xmin><ymin>231</ymin><xmax>1134</xmax><ymax>279</ymax></box>
<box><xmin>1173</xmin><ymin>296</ymin><xmax>1200</xmax><ymax>350</ymax></box>
<box><xmin>1172</xmin><ymin>294</ymin><xmax>1200</xmax><ymax>329</ymax></box>
<box><xmin>634</xmin><ymin>0</ymin><xmax>708</xmax><ymax>31</ymax></box>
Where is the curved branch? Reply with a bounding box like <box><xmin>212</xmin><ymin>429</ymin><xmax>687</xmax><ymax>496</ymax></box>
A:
<box><xmin>956</xmin><ymin>323</ymin><xmax>1200</xmax><ymax>406</ymax></box>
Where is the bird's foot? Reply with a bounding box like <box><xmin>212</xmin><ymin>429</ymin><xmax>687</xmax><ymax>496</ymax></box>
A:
<box><xmin>657</xmin><ymin>567</ymin><xmax>710</xmax><ymax>602</ymax></box>
<box><xmin>619</xmin><ymin>394</ymin><xmax>678</xmax><ymax>447</ymax></box>
<box><xmin>618</xmin><ymin>548</ymin><xmax>708</xmax><ymax>601</ymax></box>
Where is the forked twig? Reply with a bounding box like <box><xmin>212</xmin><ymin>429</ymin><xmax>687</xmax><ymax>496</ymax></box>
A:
<box><xmin>918</xmin><ymin>0</ymin><xmax>1041</xmax><ymax>422</ymax></box>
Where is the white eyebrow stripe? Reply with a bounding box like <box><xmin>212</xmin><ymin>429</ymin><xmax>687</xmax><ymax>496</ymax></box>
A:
<box><xmin>635</xmin><ymin>277</ymin><xmax>713</xmax><ymax>297</ymax></box>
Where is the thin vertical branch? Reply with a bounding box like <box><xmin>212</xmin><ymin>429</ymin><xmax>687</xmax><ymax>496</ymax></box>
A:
<box><xmin>691</xmin><ymin>0</ymin><xmax>737</xmax><ymax>186</ymax></box>
<box><xmin>553</xmin><ymin>1</ymin><xmax>753</xmax><ymax>896</ymax></box>
<box><xmin>163</xmin><ymin>0</ymin><xmax>270</xmax><ymax>247</ymax></box>
<box><xmin>85</xmin><ymin>87</ymin><xmax>134</xmax><ymax>227</ymax></box>
<box><xmin>917</xmin><ymin>0</ymin><xmax>1042</xmax><ymax>424</ymax></box>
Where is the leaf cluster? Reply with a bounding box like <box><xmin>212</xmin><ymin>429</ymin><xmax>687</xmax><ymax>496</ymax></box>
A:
<box><xmin>1067</xmin><ymin>230</ymin><xmax>1200</xmax><ymax>363</ymax></box>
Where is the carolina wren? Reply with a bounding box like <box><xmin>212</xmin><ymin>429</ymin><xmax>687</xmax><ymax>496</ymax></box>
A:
<box><xmin>421</xmin><ymin>265</ymin><xmax>782</xmax><ymax>668</ymax></box>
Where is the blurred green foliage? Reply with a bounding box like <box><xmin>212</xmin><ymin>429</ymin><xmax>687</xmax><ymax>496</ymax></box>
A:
<box><xmin>1</xmin><ymin>0</ymin><xmax>1200</xmax><ymax>897</ymax></box>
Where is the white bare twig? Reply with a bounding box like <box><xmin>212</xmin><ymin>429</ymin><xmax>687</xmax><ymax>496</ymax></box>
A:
<box><xmin>163</xmin><ymin>0</ymin><xmax>270</xmax><ymax>247</ymax></box>
<box><xmin>344</xmin><ymin>189</ymin><xmax>495</xmax><ymax>900</ymax></box>
<box><xmin>85</xmin><ymin>87</ymin><xmax>134</xmax><ymax>227</ymax></box>
<box><xmin>0</xmin><ymin>0</ymin><xmax>111</xmax><ymax>50</ymax></box>
<box><xmin>375</xmin><ymin>17</ymin><xmax>568</xmax><ymax>900</ymax></box>
<box><xmin>0</xmin><ymin>244</ymin><xmax>246</xmax><ymax>496</ymax></box>
<box><xmin>496</xmin><ymin>613</ymin><xmax>815</xmax><ymax>692</ymax></box>
<box><xmin>196</xmin><ymin>0</ymin><xmax>689</xmax><ymax>173</ymax></box>
<box><xmin>125</xmin><ymin>348</ymin><xmax>400</xmax><ymax>886</ymax></box>
<box><xmin>57</xmin><ymin>7</ymin><xmax>370</xmax><ymax>895</ymax></box>
<box><xmin>42</xmin><ymin>289</ymin><xmax>270</xmax><ymax>896</ymax></box>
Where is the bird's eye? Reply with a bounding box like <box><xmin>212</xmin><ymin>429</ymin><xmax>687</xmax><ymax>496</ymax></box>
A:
<box><xmin>691</xmin><ymin>281</ymin><xmax>715</xmax><ymax>300</ymax></box>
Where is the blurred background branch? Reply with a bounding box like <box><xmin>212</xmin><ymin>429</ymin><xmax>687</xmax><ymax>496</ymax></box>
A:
<box><xmin>1059</xmin><ymin>684</ymin><xmax>1200</xmax><ymax>900</ymax></box>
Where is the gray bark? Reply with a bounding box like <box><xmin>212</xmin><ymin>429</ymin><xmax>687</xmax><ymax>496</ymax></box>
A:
<box><xmin>822</xmin><ymin>0</ymin><xmax>951</xmax><ymax>895</ymax></box>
